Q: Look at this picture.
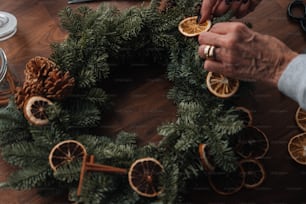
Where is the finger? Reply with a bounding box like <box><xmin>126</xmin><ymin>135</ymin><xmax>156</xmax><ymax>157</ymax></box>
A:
<box><xmin>198</xmin><ymin>44</ymin><xmax>206</xmax><ymax>59</ymax></box>
<box><xmin>249</xmin><ymin>0</ymin><xmax>262</xmax><ymax>12</ymax></box>
<box><xmin>198</xmin><ymin>44</ymin><xmax>217</xmax><ymax>60</ymax></box>
<box><xmin>199</xmin><ymin>0</ymin><xmax>217</xmax><ymax>23</ymax></box>
<box><xmin>208</xmin><ymin>22</ymin><xmax>246</xmax><ymax>34</ymax></box>
<box><xmin>198</xmin><ymin>44</ymin><xmax>225</xmax><ymax>65</ymax></box>
<box><xmin>204</xmin><ymin>59</ymin><xmax>225</xmax><ymax>74</ymax></box>
<box><xmin>231</xmin><ymin>0</ymin><xmax>243</xmax><ymax>11</ymax></box>
<box><xmin>198</xmin><ymin>31</ymin><xmax>227</xmax><ymax>48</ymax></box>
<box><xmin>213</xmin><ymin>0</ymin><xmax>232</xmax><ymax>16</ymax></box>
<box><xmin>235</xmin><ymin>0</ymin><xmax>251</xmax><ymax>18</ymax></box>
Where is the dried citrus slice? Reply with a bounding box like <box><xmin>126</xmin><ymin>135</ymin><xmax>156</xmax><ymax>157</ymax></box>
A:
<box><xmin>178</xmin><ymin>16</ymin><xmax>211</xmax><ymax>37</ymax></box>
<box><xmin>235</xmin><ymin>106</ymin><xmax>253</xmax><ymax>127</ymax></box>
<box><xmin>206</xmin><ymin>72</ymin><xmax>240</xmax><ymax>98</ymax></box>
<box><xmin>128</xmin><ymin>157</ymin><xmax>163</xmax><ymax>198</ymax></box>
<box><xmin>235</xmin><ymin>126</ymin><xmax>269</xmax><ymax>159</ymax></box>
<box><xmin>240</xmin><ymin>159</ymin><xmax>265</xmax><ymax>189</ymax></box>
<box><xmin>288</xmin><ymin>133</ymin><xmax>306</xmax><ymax>165</ymax></box>
<box><xmin>208</xmin><ymin>165</ymin><xmax>245</xmax><ymax>196</ymax></box>
<box><xmin>23</xmin><ymin>96</ymin><xmax>53</xmax><ymax>126</ymax></box>
<box><xmin>49</xmin><ymin>140</ymin><xmax>87</xmax><ymax>171</ymax></box>
<box><xmin>295</xmin><ymin>107</ymin><xmax>306</xmax><ymax>132</ymax></box>
<box><xmin>198</xmin><ymin>143</ymin><xmax>215</xmax><ymax>172</ymax></box>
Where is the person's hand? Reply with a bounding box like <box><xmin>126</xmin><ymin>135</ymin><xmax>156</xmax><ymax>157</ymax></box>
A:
<box><xmin>199</xmin><ymin>0</ymin><xmax>262</xmax><ymax>23</ymax></box>
<box><xmin>198</xmin><ymin>22</ymin><xmax>298</xmax><ymax>86</ymax></box>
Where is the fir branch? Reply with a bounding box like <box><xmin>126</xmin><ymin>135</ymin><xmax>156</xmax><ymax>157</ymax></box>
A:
<box><xmin>77</xmin><ymin>134</ymin><xmax>112</xmax><ymax>154</ymax></box>
<box><xmin>1</xmin><ymin>142</ymin><xmax>49</xmax><ymax>168</ymax></box>
<box><xmin>7</xmin><ymin>166</ymin><xmax>51</xmax><ymax>190</ymax></box>
<box><xmin>0</xmin><ymin>100</ymin><xmax>30</xmax><ymax>146</ymax></box>
<box><xmin>159</xmin><ymin>162</ymin><xmax>180</xmax><ymax>204</ymax></box>
<box><xmin>115</xmin><ymin>131</ymin><xmax>137</xmax><ymax>146</ymax></box>
<box><xmin>92</xmin><ymin>143</ymin><xmax>136</xmax><ymax>167</ymax></box>
<box><xmin>118</xmin><ymin>7</ymin><xmax>144</xmax><ymax>40</ymax></box>
<box><xmin>78</xmin><ymin>173</ymin><xmax>118</xmax><ymax>204</ymax></box>
<box><xmin>29</xmin><ymin>125</ymin><xmax>70</xmax><ymax>149</ymax></box>
<box><xmin>65</xmin><ymin>100</ymin><xmax>101</xmax><ymax>128</ymax></box>
<box><xmin>53</xmin><ymin>160</ymin><xmax>82</xmax><ymax>183</ymax></box>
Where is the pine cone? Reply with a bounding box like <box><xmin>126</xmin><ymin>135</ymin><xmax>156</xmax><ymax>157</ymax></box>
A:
<box><xmin>15</xmin><ymin>57</ymin><xmax>75</xmax><ymax>109</ymax></box>
<box><xmin>43</xmin><ymin>69</ymin><xmax>75</xmax><ymax>100</ymax></box>
<box><xmin>24</xmin><ymin>56</ymin><xmax>57</xmax><ymax>81</ymax></box>
<box><xmin>15</xmin><ymin>80</ymin><xmax>45</xmax><ymax>109</ymax></box>
<box><xmin>15</xmin><ymin>87</ymin><xmax>26</xmax><ymax>109</ymax></box>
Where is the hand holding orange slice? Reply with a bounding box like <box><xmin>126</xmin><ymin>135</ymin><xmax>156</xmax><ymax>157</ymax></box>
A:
<box><xmin>178</xmin><ymin>16</ymin><xmax>212</xmax><ymax>37</ymax></box>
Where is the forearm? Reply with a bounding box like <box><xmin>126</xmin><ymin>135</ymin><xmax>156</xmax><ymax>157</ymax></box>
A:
<box><xmin>278</xmin><ymin>54</ymin><xmax>306</xmax><ymax>110</ymax></box>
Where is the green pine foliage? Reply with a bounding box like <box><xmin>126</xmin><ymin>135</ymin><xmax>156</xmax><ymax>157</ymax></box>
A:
<box><xmin>1</xmin><ymin>142</ymin><xmax>48</xmax><ymax>168</ymax></box>
<box><xmin>0</xmin><ymin>0</ymin><xmax>248</xmax><ymax>203</ymax></box>
<box><xmin>159</xmin><ymin>162</ymin><xmax>180</xmax><ymax>204</ymax></box>
<box><xmin>0</xmin><ymin>99</ymin><xmax>29</xmax><ymax>146</ymax></box>
<box><xmin>78</xmin><ymin>173</ymin><xmax>121</xmax><ymax>204</ymax></box>
<box><xmin>7</xmin><ymin>166</ymin><xmax>52</xmax><ymax>190</ymax></box>
<box><xmin>53</xmin><ymin>161</ymin><xmax>82</xmax><ymax>183</ymax></box>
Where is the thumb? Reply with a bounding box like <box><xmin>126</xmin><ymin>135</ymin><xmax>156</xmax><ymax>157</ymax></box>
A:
<box><xmin>199</xmin><ymin>0</ymin><xmax>215</xmax><ymax>23</ymax></box>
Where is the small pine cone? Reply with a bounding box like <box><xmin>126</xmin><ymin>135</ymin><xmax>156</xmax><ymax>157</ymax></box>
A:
<box><xmin>24</xmin><ymin>56</ymin><xmax>57</xmax><ymax>81</ymax></box>
<box><xmin>15</xmin><ymin>87</ymin><xmax>26</xmax><ymax>109</ymax></box>
<box><xmin>23</xmin><ymin>81</ymin><xmax>44</xmax><ymax>96</ymax></box>
<box><xmin>15</xmin><ymin>81</ymin><xmax>45</xmax><ymax>109</ymax></box>
<box><xmin>15</xmin><ymin>56</ymin><xmax>75</xmax><ymax>109</ymax></box>
<box><xmin>43</xmin><ymin>69</ymin><xmax>75</xmax><ymax>100</ymax></box>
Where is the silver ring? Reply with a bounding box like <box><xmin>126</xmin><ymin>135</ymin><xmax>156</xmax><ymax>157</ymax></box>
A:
<box><xmin>208</xmin><ymin>45</ymin><xmax>215</xmax><ymax>59</ymax></box>
<box><xmin>203</xmin><ymin>45</ymin><xmax>211</xmax><ymax>59</ymax></box>
<box><xmin>203</xmin><ymin>45</ymin><xmax>216</xmax><ymax>60</ymax></box>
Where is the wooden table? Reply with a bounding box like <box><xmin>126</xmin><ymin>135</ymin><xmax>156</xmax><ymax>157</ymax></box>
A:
<box><xmin>0</xmin><ymin>0</ymin><xmax>306</xmax><ymax>203</ymax></box>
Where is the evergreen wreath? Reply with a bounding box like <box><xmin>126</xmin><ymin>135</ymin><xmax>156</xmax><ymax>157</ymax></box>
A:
<box><xmin>0</xmin><ymin>0</ymin><xmax>249</xmax><ymax>203</ymax></box>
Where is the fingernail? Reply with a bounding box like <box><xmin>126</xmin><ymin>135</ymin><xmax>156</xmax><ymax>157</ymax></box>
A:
<box><xmin>197</xmin><ymin>14</ymin><xmax>202</xmax><ymax>23</ymax></box>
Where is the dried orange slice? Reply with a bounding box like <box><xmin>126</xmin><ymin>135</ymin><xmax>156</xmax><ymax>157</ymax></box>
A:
<box><xmin>49</xmin><ymin>140</ymin><xmax>87</xmax><ymax>171</ymax></box>
<box><xmin>178</xmin><ymin>16</ymin><xmax>212</xmax><ymax>37</ymax></box>
<box><xmin>206</xmin><ymin>72</ymin><xmax>240</xmax><ymax>98</ymax></box>
<box><xmin>235</xmin><ymin>106</ymin><xmax>253</xmax><ymax>127</ymax></box>
<box><xmin>288</xmin><ymin>133</ymin><xmax>306</xmax><ymax>165</ymax></box>
<box><xmin>208</xmin><ymin>165</ymin><xmax>245</xmax><ymax>196</ymax></box>
<box><xmin>128</xmin><ymin>157</ymin><xmax>163</xmax><ymax>198</ymax></box>
<box><xmin>235</xmin><ymin>126</ymin><xmax>269</xmax><ymax>159</ymax></box>
<box><xmin>198</xmin><ymin>143</ymin><xmax>215</xmax><ymax>172</ymax></box>
<box><xmin>23</xmin><ymin>96</ymin><xmax>53</xmax><ymax>126</ymax></box>
<box><xmin>295</xmin><ymin>107</ymin><xmax>306</xmax><ymax>132</ymax></box>
<box><xmin>240</xmin><ymin>159</ymin><xmax>265</xmax><ymax>189</ymax></box>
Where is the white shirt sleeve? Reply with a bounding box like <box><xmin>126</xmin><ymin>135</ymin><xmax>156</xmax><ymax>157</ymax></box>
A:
<box><xmin>278</xmin><ymin>54</ymin><xmax>306</xmax><ymax>110</ymax></box>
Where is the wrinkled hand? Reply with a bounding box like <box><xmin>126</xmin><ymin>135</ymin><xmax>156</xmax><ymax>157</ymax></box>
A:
<box><xmin>199</xmin><ymin>0</ymin><xmax>262</xmax><ymax>23</ymax></box>
<box><xmin>198</xmin><ymin>22</ymin><xmax>298</xmax><ymax>86</ymax></box>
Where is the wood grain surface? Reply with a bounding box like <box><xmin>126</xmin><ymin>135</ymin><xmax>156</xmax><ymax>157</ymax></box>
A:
<box><xmin>0</xmin><ymin>0</ymin><xmax>306</xmax><ymax>203</ymax></box>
